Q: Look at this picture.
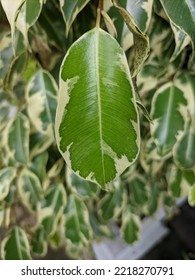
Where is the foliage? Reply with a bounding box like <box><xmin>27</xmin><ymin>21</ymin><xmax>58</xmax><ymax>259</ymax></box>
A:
<box><xmin>0</xmin><ymin>0</ymin><xmax>195</xmax><ymax>259</ymax></box>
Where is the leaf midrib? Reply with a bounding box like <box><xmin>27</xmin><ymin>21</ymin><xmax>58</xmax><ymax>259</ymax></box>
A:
<box><xmin>95</xmin><ymin>29</ymin><xmax>105</xmax><ymax>185</ymax></box>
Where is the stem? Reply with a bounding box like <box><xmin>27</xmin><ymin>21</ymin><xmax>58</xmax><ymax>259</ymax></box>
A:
<box><xmin>96</xmin><ymin>0</ymin><xmax>103</xmax><ymax>27</ymax></box>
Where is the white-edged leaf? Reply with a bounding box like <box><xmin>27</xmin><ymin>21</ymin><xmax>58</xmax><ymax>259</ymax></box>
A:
<box><xmin>55</xmin><ymin>27</ymin><xmax>140</xmax><ymax>189</ymax></box>
<box><xmin>188</xmin><ymin>183</ymin><xmax>195</xmax><ymax>207</ymax></box>
<box><xmin>31</xmin><ymin>227</ymin><xmax>47</xmax><ymax>256</ymax></box>
<box><xmin>0</xmin><ymin>167</ymin><xmax>16</xmax><ymax>201</ymax></box>
<box><xmin>30</xmin><ymin>152</ymin><xmax>48</xmax><ymax>184</ymax></box>
<box><xmin>0</xmin><ymin>204</ymin><xmax>5</xmax><ymax>226</ymax></box>
<box><xmin>130</xmin><ymin>175</ymin><xmax>148</xmax><ymax>206</ymax></box>
<box><xmin>66</xmin><ymin>168</ymin><xmax>99</xmax><ymax>199</ymax></box>
<box><xmin>26</xmin><ymin>70</ymin><xmax>58</xmax><ymax>139</ymax></box>
<box><xmin>170</xmin><ymin>22</ymin><xmax>191</xmax><ymax>62</ymax></box>
<box><xmin>113</xmin><ymin>0</ymin><xmax>150</xmax><ymax>76</ymax></box>
<box><xmin>6</xmin><ymin>113</ymin><xmax>30</xmax><ymax>165</ymax></box>
<box><xmin>1</xmin><ymin>0</ymin><xmax>24</xmax><ymax>51</ymax></box>
<box><xmin>0</xmin><ymin>33</ymin><xmax>13</xmax><ymax>86</ymax></box>
<box><xmin>98</xmin><ymin>179</ymin><xmax>126</xmax><ymax>220</ymax></box>
<box><xmin>17</xmin><ymin>169</ymin><xmax>43</xmax><ymax>213</ymax></box>
<box><xmin>30</xmin><ymin>133</ymin><xmax>53</xmax><ymax>160</ymax></box>
<box><xmin>174</xmin><ymin>126</ymin><xmax>195</xmax><ymax>169</ymax></box>
<box><xmin>121</xmin><ymin>207</ymin><xmax>140</xmax><ymax>244</ymax></box>
<box><xmin>167</xmin><ymin>165</ymin><xmax>182</xmax><ymax>197</ymax></box>
<box><xmin>151</xmin><ymin>82</ymin><xmax>188</xmax><ymax>156</ymax></box>
<box><xmin>140</xmin><ymin>137</ymin><xmax>164</xmax><ymax>175</ymax></box>
<box><xmin>15</xmin><ymin>0</ymin><xmax>44</xmax><ymax>46</ymax></box>
<box><xmin>59</xmin><ymin>0</ymin><xmax>90</xmax><ymax>36</ymax></box>
<box><xmin>125</xmin><ymin>0</ymin><xmax>153</xmax><ymax>33</ymax></box>
<box><xmin>48</xmin><ymin>158</ymin><xmax>64</xmax><ymax>179</ymax></box>
<box><xmin>1</xmin><ymin>227</ymin><xmax>31</xmax><ymax>260</ymax></box>
<box><xmin>160</xmin><ymin>0</ymin><xmax>195</xmax><ymax>56</ymax></box>
<box><xmin>38</xmin><ymin>183</ymin><xmax>66</xmax><ymax>236</ymax></box>
<box><xmin>101</xmin><ymin>10</ymin><xmax>117</xmax><ymax>37</ymax></box>
<box><xmin>64</xmin><ymin>194</ymin><xmax>92</xmax><ymax>246</ymax></box>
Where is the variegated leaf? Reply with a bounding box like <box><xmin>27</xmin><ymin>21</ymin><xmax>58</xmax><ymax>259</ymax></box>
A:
<box><xmin>17</xmin><ymin>169</ymin><xmax>43</xmax><ymax>213</ymax></box>
<box><xmin>147</xmin><ymin>182</ymin><xmax>162</xmax><ymax>215</ymax></box>
<box><xmin>98</xmin><ymin>180</ymin><xmax>126</xmax><ymax>220</ymax></box>
<box><xmin>151</xmin><ymin>82</ymin><xmax>187</xmax><ymax>156</ymax></box>
<box><xmin>0</xmin><ymin>33</ymin><xmax>13</xmax><ymax>86</ymax></box>
<box><xmin>64</xmin><ymin>194</ymin><xmax>92</xmax><ymax>245</ymax></box>
<box><xmin>170</xmin><ymin>22</ymin><xmax>190</xmax><ymax>62</ymax></box>
<box><xmin>130</xmin><ymin>175</ymin><xmax>148</xmax><ymax>206</ymax></box>
<box><xmin>1</xmin><ymin>227</ymin><xmax>31</xmax><ymax>260</ymax></box>
<box><xmin>31</xmin><ymin>227</ymin><xmax>47</xmax><ymax>256</ymax></box>
<box><xmin>167</xmin><ymin>165</ymin><xmax>182</xmax><ymax>197</ymax></box>
<box><xmin>15</xmin><ymin>0</ymin><xmax>44</xmax><ymax>46</ymax></box>
<box><xmin>188</xmin><ymin>183</ymin><xmax>195</xmax><ymax>207</ymax></box>
<box><xmin>140</xmin><ymin>137</ymin><xmax>164</xmax><ymax>175</ymax></box>
<box><xmin>48</xmin><ymin>158</ymin><xmax>64</xmax><ymax>179</ymax></box>
<box><xmin>121</xmin><ymin>207</ymin><xmax>140</xmax><ymax>244</ymax></box>
<box><xmin>0</xmin><ymin>204</ymin><xmax>4</xmax><ymax>226</ymax></box>
<box><xmin>125</xmin><ymin>0</ymin><xmax>153</xmax><ymax>32</ymax></box>
<box><xmin>160</xmin><ymin>0</ymin><xmax>195</xmax><ymax>56</ymax></box>
<box><xmin>38</xmin><ymin>183</ymin><xmax>66</xmax><ymax>236</ymax></box>
<box><xmin>6</xmin><ymin>113</ymin><xmax>30</xmax><ymax>165</ymax></box>
<box><xmin>1</xmin><ymin>0</ymin><xmax>23</xmax><ymax>51</ymax></box>
<box><xmin>30</xmin><ymin>152</ymin><xmax>48</xmax><ymax>184</ymax></box>
<box><xmin>0</xmin><ymin>96</ymin><xmax>17</xmax><ymax>132</ymax></box>
<box><xmin>26</xmin><ymin>70</ymin><xmax>58</xmax><ymax>139</ymax></box>
<box><xmin>55</xmin><ymin>27</ymin><xmax>140</xmax><ymax>189</ymax></box>
<box><xmin>30</xmin><ymin>132</ymin><xmax>53</xmax><ymax>160</ymax></box>
<box><xmin>66</xmin><ymin>168</ymin><xmax>99</xmax><ymax>199</ymax></box>
<box><xmin>59</xmin><ymin>0</ymin><xmax>90</xmax><ymax>36</ymax></box>
<box><xmin>113</xmin><ymin>0</ymin><xmax>150</xmax><ymax>77</ymax></box>
<box><xmin>0</xmin><ymin>167</ymin><xmax>16</xmax><ymax>201</ymax></box>
<box><xmin>174</xmin><ymin>126</ymin><xmax>195</xmax><ymax>169</ymax></box>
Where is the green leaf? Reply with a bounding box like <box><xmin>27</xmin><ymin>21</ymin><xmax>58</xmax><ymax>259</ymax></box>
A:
<box><xmin>160</xmin><ymin>0</ymin><xmax>195</xmax><ymax>56</ymax></box>
<box><xmin>59</xmin><ymin>0</ymin><xmax>90</xmax><ymax>36</ymax></box>
<box><xmin>170</xmin><ymin>22</ymin><xmax>190</xmax><ymax>62</ymax></box>
<box><xmin>64</xmin><ymin>194</ymin><xmax>92</xmax><ymax>245</ymax></box>
<box><xmin>151</xmin><ymin>82</ymin><xmax>187</xmax><ymax>156</ymax></box>
<box><xmin>121</xmin><ymin>207</ymin><xmax>140</xmax><ymax>244</ymax></box>
<box><xmin>26</xmin><ymin>70</ymin><xmax>58</xmax><ymax>139</ymax></box>
<box><xmin>173</xmin><ymin>126</ymin><xmax>195</xmax><ymax>169</ymax></box>
<box><xmin>38</xmin><ymin>183</ymin><xmax>66</xmax><ymax>236</ymax></box>
<box><xmin>125</xmin><ymin>0</ymin><xmax>154</xmax><ymax>33</ymax></box>
<box><xmin>15</xmin><ymin>0</ymin><xmax>44</xmax><ymax>46</ymax></box>
<box><xmin>0</xmin><ymin>33</ymin><xmax>13</xmax><ymax>86</ymax></box>
<box><xmin>31</xmin><ymin>227</ymin><xmax>47</xmax><ymax>256</ymax></box>
<box><xmin>30</xmin><ymin>152</ymin><xmax>48</xmax><ymax>184</ymax></box>
<box><xmin>147</xmin><ymin>182</ymin><xmax>162</xmax><ymax>215</ymax></box>
<box><xmin>113</xmin><ymin>0</ymin><xmax>150</xmax><ymax>77</ymax></box>
<box><xmin>0</xmin><ymin>167</ymin><xmax>16</xmax><ymax>201</ymax></box>
<box><xmin>168</xmin><ymin>166</ymin><xmax>182</xmax><ymax>197</ymax></box>
<box><xmin>0</xmin><ymin>204</ymin><xmax>5</xmax><ymax>227</ymax></box>
<box><xmin>6</xmin><ymin>113</ymin><xmax>30</xmax><ymax>165</ymax></box>
<box><xmin>30</xmin><ymin>132</ymin><xmax>53</xmax><ymax>160</ymax></box>
<box><xmin>130</xmin><ymin>176</ymin><xmax>148</xmax><ymax>206</ymax></box>
<box><xmin>1</xmin><ymin>227</ymin><xmax>31</xmax><ymax>260</ymax></box>
<box><xmin>55</xmin><ymin>27</ymin><xmax>140</xmax><ymax>189</ymax></box>
<box><xmin>188</xmin><ymin>183</ymin><xmax>195</xmax><ymax>207</ymax></box>
<box><xmin>98</xmin><ymin>180</ymin><xmax>126</xmax><ymax>220</ymax></box>
<box><xmin>17</xmin><ymin>168</ymin><xmax>43</xmax><ymax>213</ymax></box>
<box><xmin>1</xmin><ymin>0</ymin><xmax>24</xmax><ymax>51</ymax></box>
<box><xmin>66</xmin><ymin>168</ymin><xmax>99</xmax><ymax>198</ymax></box>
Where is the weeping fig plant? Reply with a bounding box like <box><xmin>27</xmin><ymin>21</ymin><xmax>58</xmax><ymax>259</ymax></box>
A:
<box><xmin>0</xmin><ymin>0</ymin><xmax>194</xmax><ymax>260</ymax></box>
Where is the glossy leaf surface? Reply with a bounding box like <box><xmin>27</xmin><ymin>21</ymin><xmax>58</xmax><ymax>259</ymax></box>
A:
<box><xmin>55</xmin><ymin>27</ymin><xmax>140</xmax><ymax>189</ymax></box>
<box><xmin>27</xmin><ymin>70</ymin><xmax>58</xmax><ymax>139</ymax></box>
<box><xmin>1</xmin><ymin>227</ymin><xmax>31</xmax><ymax>260</ymax></box>
<box><xmin>151</xmin><ymin>83</ymin><xmax>187</xmax><ymax>156</ymax></box>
